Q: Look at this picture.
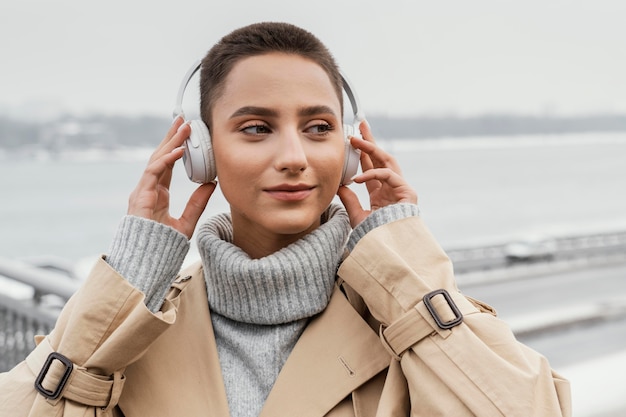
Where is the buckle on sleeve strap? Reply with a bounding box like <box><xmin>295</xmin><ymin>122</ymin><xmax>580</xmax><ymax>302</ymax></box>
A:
<box><xmin>381</xmin><ymin>289</ymin><xmax>474</xmax><ymax>359</ymax></box>
<box><xmin>27</xmin><ymin>338</ymin><xmax>126</xmax><ymax>409</ymax></box>
<box><xmin>34</xmin><ymin>351</ymin><xmax>73</xmax><ymax>400</ymax></box>
<box><xmin>423</xmin><ymin>289</ymin><xmax>464</xmax><ymax>330</ymax></box>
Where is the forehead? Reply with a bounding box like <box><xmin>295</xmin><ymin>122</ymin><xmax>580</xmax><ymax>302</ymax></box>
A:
<box><xmin>215</xmin><ymin>53</ymin><xmax>341</xmax><ymax>115</ymax></box>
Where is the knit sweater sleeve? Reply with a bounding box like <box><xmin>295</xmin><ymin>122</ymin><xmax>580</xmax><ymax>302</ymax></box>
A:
<box><xmin>346</xmin><ymin>203</ymin><xmax>420</xmax><ymax>252</ymax></box>
<box><xmin>106</xmin><ymin>215</ymin><xmax>190</xmax><ymax>312</ymax></box>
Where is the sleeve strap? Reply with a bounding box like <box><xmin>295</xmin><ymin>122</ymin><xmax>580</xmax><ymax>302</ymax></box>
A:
<box><xmin>26</xmin><ymin>338</ymin><xmax>125</xmax><ymax>411</ymax></box>
<box><xmin>380</xmin><ymin>289</ymin><xmax>481</xmax><ymax>360</ymax></box>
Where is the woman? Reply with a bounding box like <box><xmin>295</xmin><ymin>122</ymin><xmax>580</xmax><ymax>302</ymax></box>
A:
<box><xmin>0</xmin><ymin>22</ymin><xmax>570</xmax><ymax>416</ymax></box>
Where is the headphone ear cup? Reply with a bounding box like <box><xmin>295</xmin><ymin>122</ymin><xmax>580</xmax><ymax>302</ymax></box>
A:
<box><xmin>341</xmin><ymin>124</ymin><xmax>361</xmax><ymax>185</ymax></box>
<box><xmin>182</xmin><ymin>120</ymin><xmax>216</xmax><ymax>183</ymax></box>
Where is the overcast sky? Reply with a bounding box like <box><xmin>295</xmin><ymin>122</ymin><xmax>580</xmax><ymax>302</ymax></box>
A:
<box><xmin>1</xmin><ymin>0</ymin><xmax>625</xmax><ymax>120</ymax></box>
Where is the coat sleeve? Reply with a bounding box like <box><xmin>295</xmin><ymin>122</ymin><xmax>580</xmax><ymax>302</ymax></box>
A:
<box><xmin>338</xmin><ymin>216</ymin><xmax>572</xmax><ymax>417</ymax></box>
<box><xmin>0</xmin><ymin>256</ymin><xmax>183</xmax><ymax>417</ymax></box>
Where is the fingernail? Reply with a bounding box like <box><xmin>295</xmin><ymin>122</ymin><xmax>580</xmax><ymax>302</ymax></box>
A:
<box><xmin>177</xmin><ymin>121</ymin><xmax>190</xmax><ymax>133</ymax></box>
<box><xmin>171</xmin><ymin>145</ymin><xmax>185</xmax><ymax>154</ymax></box>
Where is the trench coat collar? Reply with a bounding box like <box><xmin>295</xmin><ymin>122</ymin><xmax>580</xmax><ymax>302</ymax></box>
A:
<box><xmin>260</xmin><ymin>285</ymin><xmax>390</xmax><ymax>417</ymax></box>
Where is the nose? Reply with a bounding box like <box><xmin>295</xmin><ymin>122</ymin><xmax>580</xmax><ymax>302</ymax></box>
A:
<box><xmin>274</xmin><ymin>129</ymin><xmax>308</xmax><ymax>174</ymax></box>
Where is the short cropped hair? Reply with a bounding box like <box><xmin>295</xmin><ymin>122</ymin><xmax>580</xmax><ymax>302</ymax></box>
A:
<box><xmin>199</xmin><ymin>22</ymin><xmax>343</xmax><ymax>129</ymax></box>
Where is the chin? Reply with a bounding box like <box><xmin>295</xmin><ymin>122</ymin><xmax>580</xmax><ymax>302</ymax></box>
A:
<box><xmin>266</xmin><ymin>209</ymin><xmax>323</xmax><ymax>236</ymax></box>
<box><xmin>271</xmin><ymin>219</ymin><xmax>320</xmax><ymax>237</ymax></box>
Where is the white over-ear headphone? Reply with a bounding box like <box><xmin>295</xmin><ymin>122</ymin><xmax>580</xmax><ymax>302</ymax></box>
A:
<box><xmin>173</xmin><ymin>59</ymin><xmax>364</xmax><ymax>185</ymax></box>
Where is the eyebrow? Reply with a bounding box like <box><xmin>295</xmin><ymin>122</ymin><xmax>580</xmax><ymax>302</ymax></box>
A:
<box><xmin>298</xmin><ymin>105</ymin><xmax>337</xmax><ymax>118</ymax></box>
<box><xmin>229</xmin><ymin>105</ymin><xmax>337</xmax><ymax>119</ymax></box>
<box><xmin>229</xmin><ymin>106</ymin><xmax>278</xmax><ymax>119</ymax></box>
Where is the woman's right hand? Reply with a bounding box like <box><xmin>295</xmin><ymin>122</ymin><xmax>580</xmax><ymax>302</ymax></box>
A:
<box><xmin>127</xmin><ymin>116</ymin><xmax>217</xmax><ymax>239</ymax></box>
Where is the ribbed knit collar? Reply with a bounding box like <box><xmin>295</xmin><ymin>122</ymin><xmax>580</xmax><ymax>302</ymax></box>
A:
<box><xmin>196</xmin><ymin>204</ymin><xmax>351</xmax><ymax>325</ymax></box>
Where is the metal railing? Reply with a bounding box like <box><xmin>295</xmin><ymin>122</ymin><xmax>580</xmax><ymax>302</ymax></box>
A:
<box><xmin>0</xmin><ymin>257</ymin><xmax>80</xmax><ymax>372</ymax></box>
<box><xmin>0</xmin><ymin>294</ymin><xmax>56</xmax><ymax>371</ymax></box>
<box><xmin>447</xmin><ymin>229</ymin><xmax>626</xmax><ymax>274</ymax></box>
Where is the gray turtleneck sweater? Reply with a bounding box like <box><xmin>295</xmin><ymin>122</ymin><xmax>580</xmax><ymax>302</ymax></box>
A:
<box><xmin>106</xmin><ymin>203</ymin><xmax>419</xmax><ymax>417</ymax></box>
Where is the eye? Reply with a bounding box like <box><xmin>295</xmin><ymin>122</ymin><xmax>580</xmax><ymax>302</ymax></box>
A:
<box><xmin>241</xmin><ymin>124</ymin><xmax>271</xmax><ymax>135</ymax></box>
<box><xmin>304</xmin><ymin>122</ymin><xmax>333</xmax><ymax>135</ymax></box>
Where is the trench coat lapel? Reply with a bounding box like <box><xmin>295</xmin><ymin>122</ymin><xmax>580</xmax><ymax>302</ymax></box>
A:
<box><xmin>260</xmin><ymin>286</ymin><xmax>390</xmax><ymax>417</ymax></box>
<box><xmin>119</xmin><ymin>264</ymin><xmax>231</xmax><ymax>417</ymax></box>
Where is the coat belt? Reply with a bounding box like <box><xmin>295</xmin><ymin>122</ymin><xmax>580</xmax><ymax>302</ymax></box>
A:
<box><xmin>380</xmin><ymin>289</ymin><xmax>480</xmax><ymax>360</ymax></box>
<box><xmin>25</xmin><ymin>337</ymin><xmax>125</xmax><ymax>410</ymax></box>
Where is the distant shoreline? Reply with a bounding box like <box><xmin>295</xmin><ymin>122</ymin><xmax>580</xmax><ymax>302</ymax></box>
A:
<box><xmin>368</xmin><ymin>113</ymin><xmax>626</xmax><ymax>139</ymax></box>
<box><xmin>2</xmin><ymin>113</ymin><xmax>626</xmax><ymax>153</ymax></box>
<box><xmin>2</xmin><ymin>130</ymin><xmax>625</xmax><ymax>162</ymax></box>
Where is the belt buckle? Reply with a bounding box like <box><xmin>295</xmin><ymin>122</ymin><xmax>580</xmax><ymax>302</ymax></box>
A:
<box><xmin>34</xmin><ymin>351</ymin><xmax>74</xmax><ymax>400</ymax></box>
<box><xmin>423</xmin><ymin>289</ymin><xmax>464</xmax><ymax>330</ymax></box>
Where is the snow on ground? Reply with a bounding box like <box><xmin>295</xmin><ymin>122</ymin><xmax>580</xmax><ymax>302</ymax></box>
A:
<box><xmin>560</xmin><ymin>350</ymin><xmax>626</xmax><ymax>417</ymax></box>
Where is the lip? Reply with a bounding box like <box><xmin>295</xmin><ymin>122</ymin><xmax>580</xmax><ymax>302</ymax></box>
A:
<box><xmin>264</xmin><ymin>183</ymin><xmax>315</xmax><ymax>201</ymax></box>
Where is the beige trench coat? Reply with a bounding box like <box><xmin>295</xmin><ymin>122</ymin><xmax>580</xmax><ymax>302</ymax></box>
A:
<box><xmin>0</xmin><ymin>216</ymin><xmax>571</xmax><ymax>416</ymax></box>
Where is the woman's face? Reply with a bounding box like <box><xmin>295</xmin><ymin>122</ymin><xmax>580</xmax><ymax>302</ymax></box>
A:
<box><xmin>211</xmin><ymin>53</ymin><xmax>345</xmax><ymax>250</ymax></box>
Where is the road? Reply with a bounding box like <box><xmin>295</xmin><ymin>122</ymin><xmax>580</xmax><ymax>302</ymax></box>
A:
<box><xmin>457</xmin><ymin>261</ymin><xmax>626</xmax><ymax>417</ymax></box>
<box><xmin>457</xmin><ymin>261</ymin><xmax>626</xmax><ymax>365</ymax></box>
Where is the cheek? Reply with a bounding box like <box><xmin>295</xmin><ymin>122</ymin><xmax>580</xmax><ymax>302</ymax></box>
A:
<box><xmin>213</xmin><ymin>136</ymin><xmax>258</xmax><ymax>176</ymax></box>
<box><xmin>213</xmin><ymin>146</ymin><xmax>257</xmax><ymax>199</ymax></box>
<box><xmin>313</xmin><ymin>147</ymin><xmax>346</xmax><ymax>186</ymax></box>
<box><xmin>215</xmin><ymin>150</ymin><xmax>242</xmax><ymax>176</ymax></box>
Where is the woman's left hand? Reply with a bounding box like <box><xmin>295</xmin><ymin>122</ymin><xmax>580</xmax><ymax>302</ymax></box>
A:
<box><xmin>337</xmin><ymin>120</ymin><xmax>418</xmax><ymax>228</ymax></box>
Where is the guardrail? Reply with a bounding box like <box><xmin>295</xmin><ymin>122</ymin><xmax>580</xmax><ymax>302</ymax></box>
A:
<box><xmin>447</xmin><ymin>230</ymin><xmax>626</xmax><ymax>274</ymax></box>
<box><xmin>0</xmin><ymin>257</ymin><xmax>80</xmax><ymax>371</ymax></box>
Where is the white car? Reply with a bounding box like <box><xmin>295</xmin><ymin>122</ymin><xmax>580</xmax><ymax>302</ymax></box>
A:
<box><xmin>504</xmin><ymin>237</ymin><xmax>557</xmax><ymax>263</ymax></box>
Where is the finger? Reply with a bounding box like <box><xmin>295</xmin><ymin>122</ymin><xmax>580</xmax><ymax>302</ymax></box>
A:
<box><xmin>149</xmin><ymin>117</ymin><xmax>183</xmax><ymax>163</ymax></box>
<box><xmin>134</xmin><ymin>146</ymin><xmax>184</xmax><ymax>198</ymax></box>
<box><xmin>165</xmin><ymin>116</ymin><xmax>185</xmax><ymax>143</ymax></box>
<box><xmin>140</xmin><ymin>122</ymin><xmax>189</xmax><ymax>205</ymax></box>
<box><xmin>352</xmin><ymin>167</ymin><xmax>406</xmax><ymax>188</ymax></box>
<box><xmin>149</xmin><ymin>120</ymin><xmax>190</xmax><ymax>164</ymax></box>
<box><xmin>350</xmin><ymin>135</ymin><xmax>402</xmax><ymax>173</ymax></box>
<box><xmin>353</xmin><ymin>168</ymin><xmax>418</xmax><ymax>205</ymax></box>
<box><xmin>337</xmin><ymin>185</ymin><xmax>367</xmax><ymax>227</ymax></box>
<box><xmin>355</xmin><ymin>137</ymin><xmax>375</xmax><ymax>172</ymax></box>
<box><xmin>156</xmin><ymin>145</ymin><xmax>185</xmax><ymax>191</ymax></box>
<box><xmin>337</xmin><ymin>185</ymin><xmax>362</xmax><ymax>212</ymax></box>
<box><xmin>178</xmin><ymin>181</ymin><xmax>217</xmax><ymax>238</ymax></box>
<box><xmin>358</xmin><ymin>119</ymin><xmax>395</xmax><ymax>171</ymax></box>
<box><xmin>358</xmin><ymin>119</ymin><xmax>376</xmax><ymax>144</ymax></box>
<box><xmin>354</xmin><ymin>120</ymin><xmax>376</xmax><ymax>172</ymax></box>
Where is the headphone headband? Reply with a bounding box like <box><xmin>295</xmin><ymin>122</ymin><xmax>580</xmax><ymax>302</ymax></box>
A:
<box><xmin>173</xmin><ymin>59</ymin><xmax>202</xmax><ymax>118</ymax></box>
<box><xmin>173</xmin><ymin>59</ymin><xmax>365</xmax><ymax>124</ymax></box>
